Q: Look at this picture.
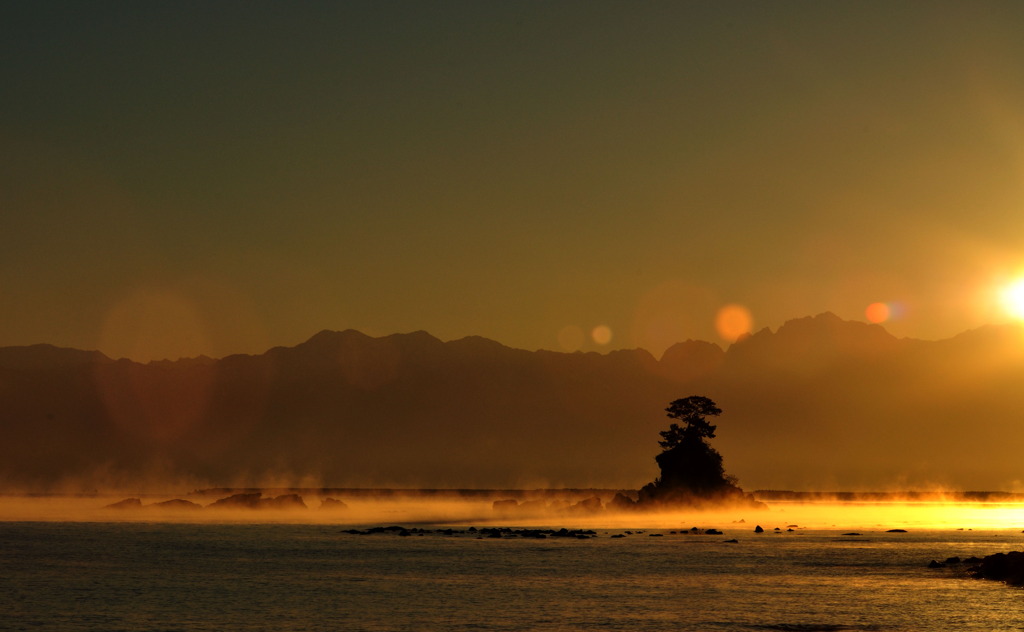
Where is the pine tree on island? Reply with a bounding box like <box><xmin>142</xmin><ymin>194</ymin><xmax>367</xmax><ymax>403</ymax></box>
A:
<box><xmin>637</xmin><ymin>396</ymin><xmax>756</xmax><ymax>507</ymax></box>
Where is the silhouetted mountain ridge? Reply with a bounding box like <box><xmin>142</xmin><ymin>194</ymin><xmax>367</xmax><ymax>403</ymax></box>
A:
<box><xmin>3</xmin><ymin>313</ymin><xmax>1024</xmax><ymax>491</ymax></box>
<box><xmin>725</xmin><ymin>312</ymin><xmax>904</xmax><ymax>374</ymax></box>
<box><xmin>0</xmin><ymin>344</ymin><xmax>113</xmax><ymax>371</ymax></box>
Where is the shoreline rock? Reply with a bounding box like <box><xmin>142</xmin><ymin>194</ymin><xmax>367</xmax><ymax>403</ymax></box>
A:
<box><xmin>929</xmin><ymin>552</ymin><xmax>1022</xmax><ymax>585</ymax></box>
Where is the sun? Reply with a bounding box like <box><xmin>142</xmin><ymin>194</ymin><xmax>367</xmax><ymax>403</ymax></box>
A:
<box><xmin>999</xmin><ymin>278</ymin><xmax>1024</xmax><ymax>320</ymax></box>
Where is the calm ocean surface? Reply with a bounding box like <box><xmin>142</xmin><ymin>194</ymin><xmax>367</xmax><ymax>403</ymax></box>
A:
<box><xmin>4</xmin><ymin>520</ymin><xmax>1024</xmax><ymax>632</ymax></box>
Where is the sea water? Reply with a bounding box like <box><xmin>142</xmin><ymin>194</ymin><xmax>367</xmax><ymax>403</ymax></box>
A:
<box><xmin>3</xmin><ymin>520</ymin><xmax>1024</xmax><ymax>632</ymax></box>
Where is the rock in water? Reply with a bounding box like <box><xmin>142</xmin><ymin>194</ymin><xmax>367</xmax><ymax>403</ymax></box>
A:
<box><xmin>207</xmin><ymin>493</ymin><xmax>264</xmax><ymax>509</ymax></box>
<box><xmin>262</xmin><ymin>494</ymin><xmax>307</xmax><ymax>509</ymax></box>
<box><xmin>320</xmin><ymin>497</ymin><xmax>348</xmax><ymax>510</ymax></box>
<box><xmin>975</xmin><ymin>551</ymin><xmax>1024</xmax><ymax>586</ymax></box>
<box><xmin>150</xmin><ymin>499</ymin><xmax>201</xmax><ymax>510</ymax></box>
<box><xmin>104</xmin><ymin>498</ymin><xmax>142</xmax><ymax>510</ymax></box>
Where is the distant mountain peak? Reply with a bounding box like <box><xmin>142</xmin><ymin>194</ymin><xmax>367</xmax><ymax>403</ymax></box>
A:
<box><xmin>303</xmin><ymin>329</ymin><xmax>372</xmax><ymax>345</ymax></box>
<box><xmin>382</xmin><ymin>330</ymin><xmax>443</xmax><ymax>344</ymax></box>
<box><xmin>658</xmin><ymin>339</ymin><xmax>725</xmax><ymax>381</ymax></box>
<box><xmin>0</xmin><ymin>343</ymin><xmax>111</xmax><ymax>370</ymax></box>
<box><xmin>726</xmin><ymin>312</ymin><xmax>901</xmax><ymax>371</ymax></box>
<box><xmin>752</xmin><ymin>312</ymin><xmax>895</xmax><ymax>343</ymax></box>
<box><xmin>447</xmin><ymin>335</ymin><xmax>515</xmax><ymax>353</ymax></box>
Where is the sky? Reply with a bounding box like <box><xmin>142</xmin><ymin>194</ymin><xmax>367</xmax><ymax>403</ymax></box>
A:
<box><xmin>5</xmin><ymin>1</ymin><xmax>1024</xmax><ymax>362</ymax></box>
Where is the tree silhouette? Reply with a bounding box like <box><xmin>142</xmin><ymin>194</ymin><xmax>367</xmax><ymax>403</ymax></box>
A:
<box><xmin>639</xmin><ymin>395</ymin><xmax>750</xmax><ymax>506</ymax></box>
<box><xmin>658</xmin><ymin>396</ymin><xmax>722</xmax><ymax>448</ymax></box>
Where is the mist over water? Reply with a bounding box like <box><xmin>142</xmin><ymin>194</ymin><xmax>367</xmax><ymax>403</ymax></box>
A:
<box><xmin>3</xmin><ymin>492</ymin><xmax>1024</xmax><ymax>531</ymax></box>
<box><xmin>7</xmin><ymin>488</ymin><xmax>1024</xmax><ymax>632</ymax></box>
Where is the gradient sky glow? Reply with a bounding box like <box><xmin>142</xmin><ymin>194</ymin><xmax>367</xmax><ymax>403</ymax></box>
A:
<box><xmin>5</xmin><ymin>1</ymin><xmax>1024</xmax><ymax>361</ymax></box>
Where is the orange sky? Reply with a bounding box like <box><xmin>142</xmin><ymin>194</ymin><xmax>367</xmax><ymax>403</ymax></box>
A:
<box><xmin>4</xmin><ymin>2</ymin><xmax>1024</xmax><ymax>361</ymax></box>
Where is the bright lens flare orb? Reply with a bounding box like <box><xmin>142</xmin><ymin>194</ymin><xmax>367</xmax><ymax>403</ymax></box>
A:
<box><xmin>1000</xmin><ymin>279</ymin><xmax>1024</xmax><ymax>321</ymax></box>
<box><xmin>591</xmin><ymin>325</ymin><xmax>613</xmax><ymax>345</ymax></box>
<box><xmin>714</xmin><ymin>304</ymin><xmax>753</xmax><ymax>342</ymax></box>
<box><xmin>865</xmin><ymin>302</ymin><xmax>890</xmax><ymax>324</ymax></box>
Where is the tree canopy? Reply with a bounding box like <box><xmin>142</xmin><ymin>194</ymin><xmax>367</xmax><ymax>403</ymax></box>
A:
<box><xmin>658</xmin><ymin>395</ymin><xmax>722</xmax><ymax>449</ymax></box>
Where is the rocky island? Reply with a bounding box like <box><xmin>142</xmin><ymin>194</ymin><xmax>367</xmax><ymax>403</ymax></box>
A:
<box><xmin>619</xmin><ymin>396</ymin><xmax>762</xmax><ymax>510</ymax></box>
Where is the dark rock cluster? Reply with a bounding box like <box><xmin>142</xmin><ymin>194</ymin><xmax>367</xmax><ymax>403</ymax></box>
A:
<box><xmin>104</xmin><ymin>497</ymin><xmax>200</xmax><ymax>510</ymax></box>
<box><xmin>926</xmin><ymin>553</ymin><xmax>1022</xmax><ymax>583</ymax></box>
<box><xmin>336</xmin><ymin>525</ymin><xmax>749</xmax><ymax>540</ymax></box>
<box><xmin>104</xmin><ymin>492</ymin><xmax>348</xmax><ymax>512</ymax></box>
<box><xmin>930</xmin><ymin>551</ymin><xmax>1024</xmax><ymax>586</ymax></box>
<box><xmin>970</xmin><ymin>552</ymin><xmax>1024</xmax><ymax>585</ymax></box>
<box><xmin>340</xmin><ymin>525</ymin><xmax>599</xmax><ymax>539</ymax></box>
<box><xmin>491</xmin><ymin>496</ymin><xmax>606</xmax><ymax>516</ymax></box>
<box><xmin>207</xmin><ymin>492</ymin><xmax>307</xmax><ymax>510</ymax></box>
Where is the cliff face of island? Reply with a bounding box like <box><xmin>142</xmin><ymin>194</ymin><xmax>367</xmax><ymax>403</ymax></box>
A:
<box><xmin>2</xmin><ymin>313</ymin><xmax>1024</xmax><ymax>490</ymax></box>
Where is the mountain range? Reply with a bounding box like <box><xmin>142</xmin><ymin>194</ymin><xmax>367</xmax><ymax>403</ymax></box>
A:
<box><xmin>3</xmin><ymin>312</ymin><xmax>1024</xmax><ymax>492</ymax></box>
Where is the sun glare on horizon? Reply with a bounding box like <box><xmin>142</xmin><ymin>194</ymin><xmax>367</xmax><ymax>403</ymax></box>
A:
<box><xmin>1000</xmin><ymin>278</ymin><xmax>1024</xmax><ymax>321</ymax></box>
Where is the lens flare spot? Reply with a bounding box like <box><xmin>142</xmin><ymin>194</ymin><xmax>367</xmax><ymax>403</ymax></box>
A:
<box><xmin>557</xmin><ymin>325</ymin><xmax>585</xmax><ymax>351</ymax></box>
<box><xmin>714</xmin><ymin>304</ymin><xmax>753</xmax><ymax>343</ymax></box>
<box><xmin>98</xmin><ymin>288</ymin><xmax>210</xmax><ymax>361</ymax></box>
<box><xmin>628</xmin><ymin>281</ymin><xmax>718</xmax><ymax>357</ymax></box>
<box><xmin>865</xmin><ymin>302</ymin><xmax>890</xmax><ymax>324</ymax></box>
<box><xmin>591</xmin><ymin>325</ymin><xmax>613</xmax><ymax>345</ymax></box>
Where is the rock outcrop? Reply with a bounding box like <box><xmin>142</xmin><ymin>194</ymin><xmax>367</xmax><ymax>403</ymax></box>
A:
<box><xmin>319</xmin><ymin>497</ymin><xmax>348</xmax><ymax>510</ymax></box>
<box><xmin>970</xmin><ymin>552</ymin><xmax>1024</xmax><ymax>585</ymax></box>
<box><xmin>104</xmin><ymin>498</ymin><xmax>143</xmax><ymax>509</ymax></box>
<box><xmin>150</xmin><ymin>499</ymin><xmax>202</xmax><ymax>510</ymax></box>
<box><xmin>103</xmin><ymin>492</ymin><xmax>320</xmax><ymax>512</ymax></box>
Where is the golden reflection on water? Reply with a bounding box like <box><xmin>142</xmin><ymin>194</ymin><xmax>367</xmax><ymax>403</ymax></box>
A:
<box><xmin>751</xmin><ymin>501</ymin><xmax>1024</xmax><ymax>531</ymax></box>
<box><xmin>2</xmin><ymin>495</ymin><xmax>1024</xmax><ymax>531</ymax></box>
